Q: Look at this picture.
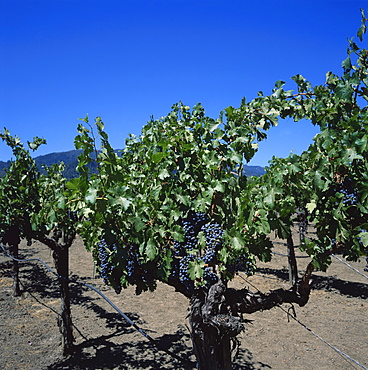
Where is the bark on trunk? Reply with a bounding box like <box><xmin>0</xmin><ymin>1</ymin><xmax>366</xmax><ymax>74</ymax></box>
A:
<box><xmin>10</xmin><ymin>242</ymin><xmax>21</xmax><ymax>297</ymax></box>
<box><xmin>287</xmin><ymin>235</ymin><xmax>298</xmax><ymax>286</ymax></box>
<box><xmin>53</xmin><ymin>246</ymin><xmax>74</xmax><ymax>355</ymax></box>
<box><xmin>225</xmin><ymin>262</ymin><xmax>314</xmax><ymax>315</ymax></box>
<box><xmin>35</xmin><ymin>229</ymin><xmax>76</xmax><ymax>355</ymax></box>
<box><xmin>169</xmin><ymin>261</ymin><xmax>314</xmax><ymax>369</ymax></box>
<box><xmin>190</xmin><ymin>282</ymin><xmax>243</xmax><ymax>370</ymax></box>
<box><xmin>1</xmin><ymin>225</ymin><xmax>21</xmax><ymax>297</ymax></box>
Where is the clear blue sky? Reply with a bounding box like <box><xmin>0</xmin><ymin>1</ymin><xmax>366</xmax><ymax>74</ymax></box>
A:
<box><xmin>0</xmin><ymin>0</ymin><xmax>367</xmax><ymax>166</ymax></box>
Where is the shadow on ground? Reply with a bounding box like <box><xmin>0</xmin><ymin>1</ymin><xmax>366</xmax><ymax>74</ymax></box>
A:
<box><xmin>47</xmin><ymin>328</ymin><xmax>271</xmax><ymax>370</ymax></box>
<box><xmin>256</xmin><ymin>267</ymin><xmax>368</xmax><ymax>299</ymax></box>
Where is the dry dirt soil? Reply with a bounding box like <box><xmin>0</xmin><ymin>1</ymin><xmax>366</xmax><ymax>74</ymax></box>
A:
<box><xmin>0</xmin><ymin>227</ymin><xmax>367</xmax><ymax>370</ymax></box>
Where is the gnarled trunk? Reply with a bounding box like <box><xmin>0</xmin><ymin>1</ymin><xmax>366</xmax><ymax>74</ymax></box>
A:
<box><xmin>190</xmin><ymin>282</ymin><xmax>243</xmax><ymax>370</ymax></box>
<box><xmin>186</xmin><ymin>263</ymin><xmax>314</xmax><ymax>369</ymax></box>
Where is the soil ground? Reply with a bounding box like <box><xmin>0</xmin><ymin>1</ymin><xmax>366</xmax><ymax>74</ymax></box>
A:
<box><xmin>0</xmin><ymin>226</ymin><xmax>367</xmax><ymax>369</ymax></box>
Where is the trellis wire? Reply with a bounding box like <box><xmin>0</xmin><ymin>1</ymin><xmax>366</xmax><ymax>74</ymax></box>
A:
<box><xmin>238</xmin><ymin>273</ymin><xmax>367</xmax><ymax>370</ymax></box>
<box><xmin>277</xmin><ymin>304</ymin><xmax>367</xmax><ymax>370</ymax></box>
<box><xmin>0</xmin><ymin>243</ymin><xmax>193</xmax><ymax>367</ymax></box>
<box><xmin>331</xmin><ymin>254</ymin><xmax>368</xmax><ymax>280</ymax></box>
<box><xmin>271</xmin><ymin>237</ymin><xmax>368</xmax><ymax>279</ymax></box>
<box><xmin>272</xmin><ymin>251</ymin><xmax>310</xmax><ymax>258</ymax></box>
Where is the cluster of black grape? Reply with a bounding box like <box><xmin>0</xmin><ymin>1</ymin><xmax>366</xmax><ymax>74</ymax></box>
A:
<box><xmin>201</xmin><ymin>221</ymin><xmax>224</xmax><ymax>264</ymax></box>
<box><xmin>67</xmin><ymin>210</ymin><xmax>79</xmax><ymax>222</ymax></box>
<box><xmin>97</xmin><ymin>239</ymin><xmax>122</xmax><ymax>294</ymax></box>
<box><xmin>203</xmin><ymin>266</ymin><xmax>218</xmax><ymax>285</ymax></box>
<box><xmin>339</xmin><ymin>178</ymin><xmax>358</xmax><ymax>206</ymax></box>
<box><xmin>171</xmin><ymin>212</ymin><xmax>222</xmax><ymax>292</ymax></box>
<box><xmin>365</xmin><ymin>250</ymin><xmax>368</xmax><ymax>272</ymax></box>
<box><xmin>98</xmin><ymin>237</ymin><xmax>157</xmax><ymax>294</ymax></box>
<box><xmin>178</xmin><ymin>254</ymin><xmax>195</xmax><ymax>291</ymax></box>
<box><xmin>98</xmin><ymin>239</ymin><xmax>110</xmax><ymax>284</ymax></box>
<box><xmin>124</xmin><ymin>244</ymin><xmax>155</xmax><ymax>288</ymax></box>
<box><xmin>125</xmin><ymin>255</ymin><xmax>135</xmax><ymax>283</ymax></box>
<box><xmin>225</xmin><ymin>255</ymin><xmax>253</xmax><ymax>275</ymax></box>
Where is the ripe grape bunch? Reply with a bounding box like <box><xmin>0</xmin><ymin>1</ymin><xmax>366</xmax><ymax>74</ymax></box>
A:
<box><xmin>97</xmin><ymin>239</ymin><xmax>122</xmax><ymax>294</ymax></box>
<box><xmin>171</xmin><ymin>212</ymin><xmax>224</xmax><ymax>292</ymax></box>
<box><xmin>124</xmin><ymin>244</ymin><xmax>156</xmax><ymax>292</ymax></box>
<box><xmin>339</xmin><ymin>178</ymin><xmax>358</xmax><ymax>206</ymax></box>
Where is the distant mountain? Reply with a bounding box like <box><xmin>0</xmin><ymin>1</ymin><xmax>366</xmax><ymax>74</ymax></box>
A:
<box><xmin>0</xmin><ymin>150</ymin><xmax>84</xmax><ymax>179</ymax></box>
<box><xmin>0</xmin><ymin>150</ymin><xmax>265</xmax><ymax>179</ymax></box>
<box><xmin>0</xmin><ymin>160</ymin><xmax>10</xmax><ymax>178</ymax></box>
<box><xmin>243</xmin><ymin>165</ymin><xmax>265</xmax><ymax>177</ymax></box>
<box><xmin>34</xmin><ymin>150</ymin><xmax>87</xmax><ymax>179</ymax></box>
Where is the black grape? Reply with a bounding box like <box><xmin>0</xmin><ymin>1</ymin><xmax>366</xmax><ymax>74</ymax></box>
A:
<box><xmin>98</xmin><ymin>239</ymin><xmax>111</xmax><ymax>285</ymax></box>
<box><xmin>171</xmin><ymin>211</ymin><xmax>253</xmax><ymax>291</ymax></box>
<box><xmin>171</xmin><ymin>212</ymin><xmax>222</xmax><ymax>291</ymax></box>
<box><xmin>97</xmin><ymin>239</ymin><xmax>122</xmax><ymax>294</ymax></box>
<box><xmin>339</xmin><ymin>178</ymin><xmax>358</xmax><ymax>206</ymax></box>
<box><xmin>225</xmin><ymin>254</ymin><xmax>253</xmax><ymax>276</ymax></box>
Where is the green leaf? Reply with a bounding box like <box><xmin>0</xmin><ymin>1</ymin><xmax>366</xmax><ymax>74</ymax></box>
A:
<box><xmin>85</xmin><ymin>188</ymin><xmax>97</xmax><ymax>204</ymax></box>
<box><xmin>197</xmin><ymin>231</ymin><xmax>206</xmax><ymax>250</ymax></box>
<box><xmin>208</xmin><ymin>121</ymin><xmax>220</xmax><ymax>132</ymax></box>
<box><xmin>171</xmin><ymin>229</ymin><xmax>185</xmax><ymax>242</ymax></box>
<box><xmin>358</xmin><ymin>231</ymin><xmax>368</xmax><ymax>247</ymax></box>
<box><xmin>342</xmin><ymin>148</ymin><xmax>362</xmax><ymax>164</ymax></box>
<box><xmin>313</xmin><ymin>170</ymin><xmax>326</xmax><ymax>190</ymax></box>
<box><xmin>145</xmin><ymin>239</ymin><xmax>157</xmax><ymax>261</ymax></box>
<box><xmin>335</xmin><ymin>82</ymin><xmax>354</xmax><ymax>100</ymax></box>
<box><xmin>341</xmin><ymin>55</ymin><xmax>352</xmax><ymax>70</ymax></box>
<box><xmin>212</xmin><ymin>180</ymin><xmax>225</xmax><ymax>193</ymax></box>
<box><xmin>158</xmin><ymin>168</ymin><xmax>170</xmax><ymax>180</ymax></box>
<box><xmin>355</xmin><ymin>136</ymin><xmax>368</xmax><ymax>152</ymax></box>
<box><xmin>176</xmin><ymin>193</ymin><xmax>191</xmax><ymax>206</ymax></box>
<box><xmin>111</xmin><ymin>196</ymin><xmax>132</xmax><ymax>210</ymax></box>
<box><xmin>129</xmin><ymin>216</ymin><xmax>146</xmax><ymax>232</ymax></box>
<box><xmin>358</xmin><ymin>9</ymin><xmax>367</xmax><ymax>42</ymax></box>
<box><xmin>229</xmin><ymin>152</ymin><xmax>243</xmax><ymax>164</ymax></box>
<box><xmin>152</xmin><ymin>152</ymin><xmax>165</xmax><ymax>164</ymax></box>
<box><xmin>264</xmin><ymin>187</ymin><xmax>276</xmax><ymax>207</ymax></box>
<box><xmin>306</xmin><ymin>200</ymin><xmax>316</xmax><ymax>213</ymax></box>
<box><xmin>188</xmin><ymin>259</ymin><xmax>205</xmax><ymax>280</ymax></box>
<box><xmin>66</xmin><ymin>178</ymin><xmax>81</xmax><ymax>190</ymax></box>
<box><xmin>231</xmin><ymin>235</ymin><xmax>245</xmax><ymax>250</ymax></box>
<box><xmin>57</xmin><ymin>196</ymin><xmax>66</xmax><ymax>210</ymax></box>
<box><xmin>95</xmin><ymin>117</ymin><xmax>104</xmax><ymax>131</ymax></box>
<box><xmin>274</xmin><ymin>80</ymin><xmax>285</xmax><ymax>88</ymax></box>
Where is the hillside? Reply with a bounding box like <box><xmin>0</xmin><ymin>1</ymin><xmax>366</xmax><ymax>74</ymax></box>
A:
<box><xmin>0</xmin><ymin>150</ymin><xmax>265</xmax><ymax>179</ymax></box>
<box><xmin>0</xmin><ymin>150</ymin><xmax>99</xmax><ymax>179</ymax></box>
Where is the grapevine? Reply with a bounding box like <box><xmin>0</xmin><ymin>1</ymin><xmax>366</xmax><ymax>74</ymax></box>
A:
<box><xmin>1</xmin><ymin>13</ymin><xmax>367</xmax><ymax>369</ymax></box>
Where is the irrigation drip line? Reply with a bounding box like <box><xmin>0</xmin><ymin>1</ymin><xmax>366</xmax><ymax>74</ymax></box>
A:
<box><xmin>238</xmin><ymin>273</ymin><xmax>367</xmax><ymax>370</ymax></box>
<box><xmin>0</xmin><ymin>244</ymin><xmax>193</xmax><ymax>367</ymax></box>
<box><xmin>331</xmin><ymin>254</ymin><xmax>368</xmax><ymax>280</ymax></box>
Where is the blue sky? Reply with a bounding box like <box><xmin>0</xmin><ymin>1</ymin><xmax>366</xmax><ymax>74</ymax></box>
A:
<box><xmin>0</xmin><ymin>0</ymin><xmax>367</xmax><ymax>166</ymax></box>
